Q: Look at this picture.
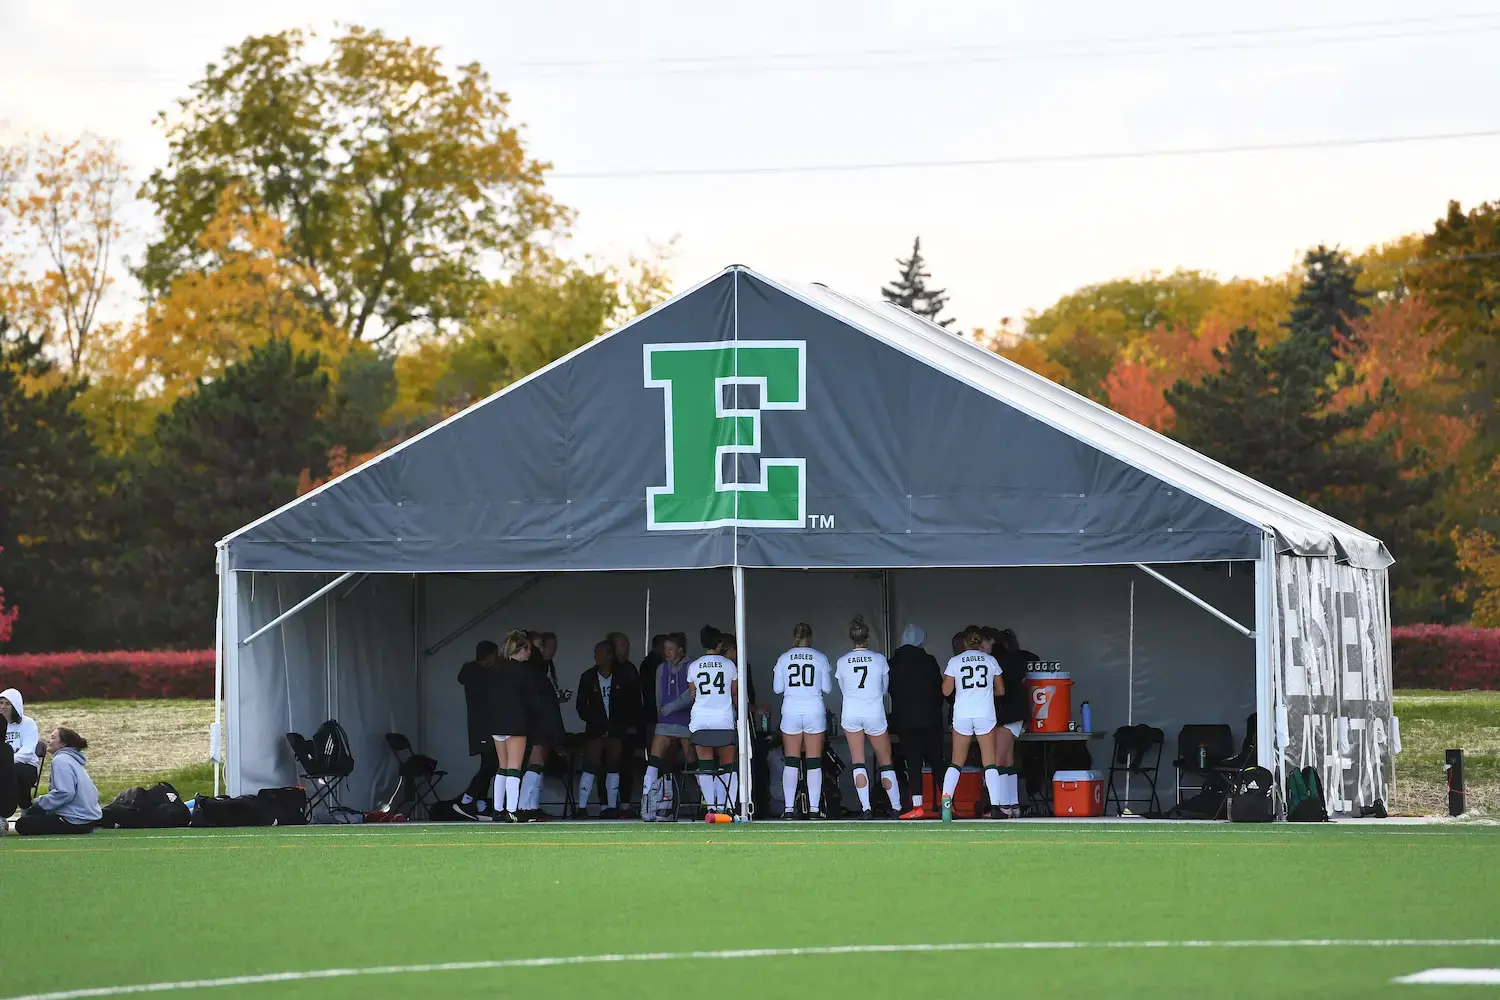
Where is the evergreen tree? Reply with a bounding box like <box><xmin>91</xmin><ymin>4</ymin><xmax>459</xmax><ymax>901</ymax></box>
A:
<box><xmin>123</xmin><ymin>339</ymin><xmax>335</xmax><ymax>646</ymax></box>
<box><xmin>882</xmin><ymin>237</ymin><xmax>953</xmax><ymax>327</ymax></box>
<box><xmin>1167</xmin><ymin>248</ymin><xmax>1458</xmax><ymax>623</ymax></box>
<box><xmin>0</xmin><ymin>319</ymin><xmax>117</xmax><ymax>651</ymax></box>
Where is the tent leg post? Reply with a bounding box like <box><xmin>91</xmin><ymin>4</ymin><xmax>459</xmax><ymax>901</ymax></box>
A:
<box><xmin>213</xmin><ymin>547</ymin><xmax>226</xmax><ymax>797</ymax></box>
<box><xmin>734</xmin><ymin>565</ymin><xmax>751</xmax><ymax>821</ymax></box>
<box><xmin>1255</xmin><ymin>535</ymin><xmax>1278</xmax><ymax>808</ymax></box>
<box><xmin>224</xmin><ymin>569</ymin><xmax>242</xmax><ymax>797</ymax></box>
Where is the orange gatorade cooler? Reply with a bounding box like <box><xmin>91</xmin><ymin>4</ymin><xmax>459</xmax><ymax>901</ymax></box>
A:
<box><xmin>1052</xmin><ymin>769</ymin><xmax>1105</xmax><ymax>816</ymax></box>
<box><xmin>1024</xmin><ymin>665</ymin><xmax>1072</xmax><ymax>734</ymax></box>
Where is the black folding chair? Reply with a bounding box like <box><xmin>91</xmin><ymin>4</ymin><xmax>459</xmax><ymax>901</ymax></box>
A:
<box><xmin>26</xmin><ymin>740</ymin><xmax>46</xmax><ymax>805</ymax></box>
<box><xmin>1173</xmin><ymin>723</ymin><xmax>1236</xmax><ymax>806</ymax></box>
<box><xmin>384</xmin><ymin>733</ymin><xmax>446</xmax><ymax>820</ymax></box>
<box><xmin>285</xmin><ymin>731</ymin><xmax>353</xmax><ymax>821</ymax></box>
<box><xmin>1106</xmin><ymin>725</ymin><xmax>1164</xmax><ymax>815</ymax></box>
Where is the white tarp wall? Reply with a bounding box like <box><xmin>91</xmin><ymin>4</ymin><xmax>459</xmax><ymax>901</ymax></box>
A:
<box><xmin>1275</xmin><ymin>555</ymin><xmax>1394</xmax><ymax>815</ymax></box>
<box><xmin>228</xmin><ymin>571</ymin><xmax>416</xmax><ymax>806</ymax></box>
<box><xmin>228</xmin><ymin>564</ymin><xmax>1257</xmax><ymax>811</ymax></box>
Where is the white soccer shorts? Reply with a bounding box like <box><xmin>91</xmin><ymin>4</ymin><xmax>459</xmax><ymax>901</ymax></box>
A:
<box><xmin>779</xmin><ymin>709</ymin><xmax>827</xmax><ymax>735</ymax></box>
<box><xmin>690</xmin><ymin>710</ymin><xmax>736</xmax><ymax>734</ymax></box>
<box><xmin>841</xmin><ymin>708</ymin><xmax>888</xmax><ymax>737</ymax></box>
<box><xmin>1002</xmin><ymin>721</ymin><xmax>1023</xmax><ymax>737</ymax></box>
<box><xmin>952</xmin><ymin>716</ymin><xmax>997</xmax><ymax>737</ymax></box>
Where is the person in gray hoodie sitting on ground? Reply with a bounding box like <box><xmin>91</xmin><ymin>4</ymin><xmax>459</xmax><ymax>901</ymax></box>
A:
<box><xmin>14</xmin><ymin>727</ymin><xmax>101</xmax><ymax>835</ymax></box>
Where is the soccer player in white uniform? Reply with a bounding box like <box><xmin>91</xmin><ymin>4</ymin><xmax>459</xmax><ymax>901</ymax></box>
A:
<box><xmin>940</xmin><ymin>625</ymin><xmax>1006</xmax><ymax>821</ymax></box>
<box><xmin>835</xmin><ymin>615</ymin><xmax>902</xmax><ymax>819</ymax></box>
<box><xmin>772</xmin><ymin>622</ymin><xmax>833</xmax><ymax>819</ymax></box>
<box><xmin>686</xmin><ymin>625</ymin><xmax>739</xmax><ymax>814</ymax></box>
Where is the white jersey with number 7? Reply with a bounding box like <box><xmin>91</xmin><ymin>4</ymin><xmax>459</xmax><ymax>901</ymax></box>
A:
<box><xmin>835</xmin><ymin>649</ymin><xmax>888</xmax><ymax>711</ymax></box>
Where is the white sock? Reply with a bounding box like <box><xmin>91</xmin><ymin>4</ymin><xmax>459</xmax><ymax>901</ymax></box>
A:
<box><xmin>854</xmin><ymin>767</ymin><xmax>872</xmax><ymax>811</ymax></box>
<box><xmin>492</xmin><ymin>775</ymin><xmax>504</xmax><ymax>809</ymax></box>
<box><xmin>578</xmin><ymin>772</ymin><xmax>595</xmax><ymax>809</ymax></box>
<box><xmin>783</xmin><ymin>764</ymin><xmax>799</xmax><ymax>811</ymax></box>
<box><xmin>727</xmin><ymin>771</ymin><xmax>739</xmax><ymax>809</ymax></box>
<box><xmin>912</xmin><ymin>794</ymin><xmax>924</xmax><ymax>808</ymax></box>
<box><xmin>461</xmin><ymin>793</ymin><xmax>474</xmax><ymax>805</ymax></box>
<box><xmin>520</xmin><ymin>770</ymin><xmax>542</xmax><ymax>811</ymax></box>
<box><xmin>1002</xmin><ymin>772</ymin><xmax>1019</xmax><ymax>807</ymax></box>
<box><xmin>942</xmin><ymin>766</ymin><xmax>960</xmax><ymax>799</ymax></box>
<box><xmin>642</xmin><ymin>764</ymin><xmax>660</xmax><ymax>806</ymax></box>
<box><xmin>807</xmin><ymin>764</ymin><xmax>823</xmax><ymax>812</ymax></box>
<box><xmin>504</xmin><ymin>773</ymin><xmax>522</xmax><ymax>812</ymax></box>
<box><xmin>606</xmin><ymin>772</ymin><xmax>620</xmax><ymax>809</ymax></box>
<box><xmin>697</xmin><ymin>769</ymin><xmax>715</xmax><ymax>805</ymax></box>
<box><xmin>984</xmin><ymin>768</ymin><xmax>1002</xmax><ymax>807</ymax></box>
<box><xmin>881</xmin><ymin>768</ymin><xmax>901</xmax><ymax>811</ymax></box>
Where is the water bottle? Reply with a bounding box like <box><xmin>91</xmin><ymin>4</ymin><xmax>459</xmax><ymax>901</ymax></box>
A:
<box><xmin>1198</xmin><ymin>743</ymin><xmax>1208</xmax><ymax>769</ymax></box>
<box><xmin>1080</xmin><ymin>701</ymin><xmax>1092</xmax><ymax>734</ymax></box>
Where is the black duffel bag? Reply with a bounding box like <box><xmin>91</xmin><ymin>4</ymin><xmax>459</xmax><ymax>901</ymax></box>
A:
<box><xmin>255</xmin><ymin>786</ymin><xmax>308</xmax><ymax>826</ymax></box>
<box><xmin>190</xmin><ymin>793</ymin><xmax>276</xmax><ymax>828</ymax></box>
<box><xmin>100</xmin><ymin>782</ymin><xmax>192</xmax><ymax>829</ymax></box>
<box><xmin>1227</xmin><ymin>766</ymin><xmax>1275</xmax><ymax>823</ymax></box>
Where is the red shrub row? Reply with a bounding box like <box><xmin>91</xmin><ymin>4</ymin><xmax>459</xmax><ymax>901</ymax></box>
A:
<box><xmin>0</xmin><ymin>650</ymin><xmax>214</xmax><ymax>700</ymax></box>
<box><xmin>1392</xmin><ymin>626</ymin><xmax>1500</xmax><ymax>690</ymax></box>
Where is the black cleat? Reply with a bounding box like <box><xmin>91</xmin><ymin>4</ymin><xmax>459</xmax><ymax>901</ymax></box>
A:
<box><xmin>599</xmin><ymin>807</ymin><xmax>620</xmax><ymax>820</ymax></box>
<box><xmin>857</xmin><ymin>809</ymin><xmax>874</xmax><ymax>820</ymax></box>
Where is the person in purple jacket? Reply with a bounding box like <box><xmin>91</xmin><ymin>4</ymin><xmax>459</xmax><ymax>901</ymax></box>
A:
<box><xmin>640</xmin><ymin>633</ymin><xmax>693</xmax><ymax>820</ymax></box>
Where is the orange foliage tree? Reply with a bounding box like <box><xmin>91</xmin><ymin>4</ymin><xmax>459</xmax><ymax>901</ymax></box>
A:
<box><xmin>0</xmin><ymin>546</ymin><xmax>18</xmax><ymax>645</ymax></box>
<box><xmin>1101</xmin><ymin>321</ymin><xmax>1234</xmax><ymax>431</ymax></box>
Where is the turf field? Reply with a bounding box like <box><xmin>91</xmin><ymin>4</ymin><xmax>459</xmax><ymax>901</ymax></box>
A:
<box><xmin>2</xmin><ymin>822</ymin><xmax>1498</xmax><ymax>1000</ymax></box>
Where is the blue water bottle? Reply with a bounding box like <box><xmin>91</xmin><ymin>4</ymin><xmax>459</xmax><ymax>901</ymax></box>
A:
<box><xmin>1080</xmin><ymin>701</ymin><xmax>1092</xmax><ymax>734</ymax></box>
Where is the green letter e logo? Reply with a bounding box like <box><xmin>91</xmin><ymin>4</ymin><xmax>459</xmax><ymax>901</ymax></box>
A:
<box><xmin>644</xmin><ymin>340</ymin><xmax>806</xmax><ymax>530</ymax></box>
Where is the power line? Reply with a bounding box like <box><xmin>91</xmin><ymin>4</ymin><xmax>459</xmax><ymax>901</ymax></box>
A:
<box><xmin>550</xmin><ymin>128</ymin><xmax>1500</xmax><ymax>180</ymax></box>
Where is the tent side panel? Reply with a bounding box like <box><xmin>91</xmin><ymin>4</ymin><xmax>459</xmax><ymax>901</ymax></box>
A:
<box><xmin>1276</xmin><ymin>556</ymin><xmax>1394</xmax><ymax>815</ymax></box>
<box><xmin>334</xmin><ymin>574</ymin><xmax>417</xmax><ymax>808</ymax></box>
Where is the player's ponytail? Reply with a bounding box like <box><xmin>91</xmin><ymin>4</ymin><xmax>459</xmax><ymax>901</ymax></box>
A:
<box><xmin>848</xmin><ymin>614</ymin><xmax>870</xmax><ymax>645</ymax></box>
<box><xmin>962</xmin><ymin>625</ymin><xmax>985</xmax><ymax>650</ymax></box>
<box><xmin>700</xmin><ymin>624</ymin><xmax>721</xmax><ymax>651</ymax></box>
<box><xmin>503</xmin><ymin>629</ymin><xmax>531</xmax><ymax>659</ymax></box>
<box><xmin>792</xmin><ymin>622</ymin><xmax>813</xmax><ymax>645</ymax></box>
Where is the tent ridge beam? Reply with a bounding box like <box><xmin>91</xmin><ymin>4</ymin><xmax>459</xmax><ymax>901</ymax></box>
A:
<box><xmin>239</xmin><ymin>572</ymin><xmax>355</xmax><ymax>647</ymax></box>
<box><xmin>1133</xmin><ymin>563</ymin><xmax>1255</xmax><ymax>638</ymax></box>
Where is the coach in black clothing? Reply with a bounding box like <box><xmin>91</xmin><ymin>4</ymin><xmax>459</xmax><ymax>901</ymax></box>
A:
<box><xmin>456</xmin><ymin>640</ymin><xmax>502</xmax><ymax>818</ymax></box>
<box><xmin>575</xmin><ymin>641</ymin><xmax>642</xmax><ymax>817</ymax></box>
<box><xmin>888</xmin><ymin>623</ymin><xmax>946</xmax><ymax>816</ymax></box>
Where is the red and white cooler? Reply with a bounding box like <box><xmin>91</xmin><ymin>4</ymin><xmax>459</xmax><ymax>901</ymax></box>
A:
<box><xmin>1023</xmin><ymin>665</ymin><xmax>1072</xmax><ymax>734</ymax></box>
<box><xmin>1052</xmin><ymin>769</ymin><xmax>1105</xmax><ymax>816</ymax></box>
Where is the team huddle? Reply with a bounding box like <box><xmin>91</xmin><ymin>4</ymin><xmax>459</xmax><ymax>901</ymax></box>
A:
<box><xmin>772</xmin><ymin>619</ymin><xmax>1026</xmax><ymax>821</ymax></box>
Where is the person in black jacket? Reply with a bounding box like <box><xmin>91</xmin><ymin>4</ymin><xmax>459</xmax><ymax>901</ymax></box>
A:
<box><xmin>888</xmin><ymin>623</ymin><xmax>946</xmax><ymax>819</ymax></box>
<box><xmin>994</xmin><ymin>628</ymin><xmax>1039</xmax><ymax>817</ymax></box>
<box><xmin>487</xmin><ymin>630</ymin><xmax>543</xmax><ymax>822</ymax></box>
<box><xmin>575</xmin><ymin>640</ymin><xmax>641</xmax><ymax>818</ymax></box>
<box><xmin>456</xmin><ymin>640</ymin><xmax>502</xmax><ymax>819</ymax></box>
<box><xmin>516</xmin><ymin>631</ymin><xmax>568</xmax><ymax>820</ymax></box>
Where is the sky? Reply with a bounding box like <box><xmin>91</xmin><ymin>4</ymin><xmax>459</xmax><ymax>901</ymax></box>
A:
<box><xmin>2</xmin><ymin>0</ymin><xmax>1498</xmax><ymax>330</ymax></box>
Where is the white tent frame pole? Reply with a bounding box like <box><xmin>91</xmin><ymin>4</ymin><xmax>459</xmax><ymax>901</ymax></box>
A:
<box><xmin>212</xmin><ymin>547</ymin><xmax>226</xmax><ymax>797</ymax></box>
<box><xmin>223</xmin><ymin>568</ymin><xmax>242</xmax><ymax>796</ymax></box>
<box><xmin>1254</xmin><ymin>536</ymin><xmax>1278</xmax><ymax>779</ymax></box>
<box><xmin>734</xmin><ymin>564</ymin><xmax>751</xmax><ymax>821</ymax></box>
<box><xmin>1134</xmin><ymin>563</ymin><xmax>1254</xmax><ymax>638</ymax></box>
<box><xmin>239</xmin><ymin>572</ymin><xmax>355</xmax><ymax>647</ymax></box>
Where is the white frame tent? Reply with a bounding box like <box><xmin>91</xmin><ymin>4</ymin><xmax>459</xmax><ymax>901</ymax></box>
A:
<box><xmin>214</xmin><ymin>267</ymin><xmax>1396</xmax><ymax>819</ymax></box>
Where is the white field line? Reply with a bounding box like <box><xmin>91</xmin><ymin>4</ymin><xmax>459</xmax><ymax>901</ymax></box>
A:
<box><xmin>7</xmin><ymin>939</ymin><xmax>1500</xmax><ymax>1000</ymax></box>
<box><xmin>1393</xmin><ymin>968</ymin><xmax>1500</xmax><ymax>984</ymax></box>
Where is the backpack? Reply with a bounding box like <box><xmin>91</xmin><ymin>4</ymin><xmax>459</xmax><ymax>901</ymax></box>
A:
<box><xmin>1227</xmin><ymin>766</ymin><xmax>1275</xmax><ymax>823</ymax></box>
<box><xmin>1286</xmin><ymin>766</ymin><xmax>1330</xmax><ymax>822</ymax></box>
<box><xmin>310</xmin><ymin>720</ymin><xmax>355</xmax><ymax>776</ymax></box>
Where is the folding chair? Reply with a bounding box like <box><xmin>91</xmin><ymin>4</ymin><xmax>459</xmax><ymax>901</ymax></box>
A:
<box><xmin>1106</xmin><ymin>725</ymin><xmax>1164</xmax><ymax>815</ymax></box>
<box><xmin>26</xmin><ymin>740</ymin><xmax>46</xmax><ymax>805</ymax></box>
<box><xmin>384</xmin><ymin>733</ymin><xmax>446</xmax><ymax>820</ymax></box>
<box><xmin>1173</xmin><ymin>723</ymin><xmax>1235</xmax><ymax>806</ymax></box>
<box><xmin>285</xmin><ymin>731</ymin><xmax>353</xmax><ymax>821</ymax></box>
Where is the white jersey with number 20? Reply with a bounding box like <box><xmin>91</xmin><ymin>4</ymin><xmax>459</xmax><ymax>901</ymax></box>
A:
<box><xmin>945</xmin><ymin>651</ymin><xmax>1000</xmax><ymax>722</ymax></box>
<box><xmin>773</xmin><ymin>647</ymin><xmax>832</xmax><ymax>710</ymax></box>
<box><xmin>688</xmin><ymin>653</ymin><xmax>738</xmax><ymax>731</ymax></box>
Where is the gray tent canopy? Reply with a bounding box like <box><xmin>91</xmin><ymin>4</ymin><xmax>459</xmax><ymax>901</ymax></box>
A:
<box><xmin>216</xmin><ymin>266</ymin><xmax>1395</xmax><ymax>819</ymax></box>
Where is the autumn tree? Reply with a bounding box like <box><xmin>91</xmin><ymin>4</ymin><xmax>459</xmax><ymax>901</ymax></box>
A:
<box><xmin>1102</xmin><ymin>320</ymin><xmax>1233</xmax><ymax>431</ymax></box>
<box><xmin>1167</xmin><ymin>248</ymin><xmax>1457</xmax><ymax>623</ymax></box>
<box><xmin>1454</xmin><ymin>458</ymin><xmax>1500</xmax><ymax>626</ymax></box>
<box><xmin>122</xmin><ymin>339</ymin><xmax>335</xmax><ymax>646</ymax></box>
<box><xmin>139</xmin><ymin>26</ymin><xmax>566</xmax><ymax>345</ymax></box>
<box><xmin>0</xmin><ymin>317</ymin><xmax>115</xmax><ymax>651</ymax></box>
<box><xmin>0</xmin><ymin>135</ymin><xmax>129</xmax><ymax>371</ymax></box>
<box><xmin>0</xmin><ymin>546</ymin><xmax>18</xmax><ymax>646</ymax></box>
<box><xmin>882</xmin><ymin>237</ymin><xmax>952</xmax><ymax>327</ymax></box>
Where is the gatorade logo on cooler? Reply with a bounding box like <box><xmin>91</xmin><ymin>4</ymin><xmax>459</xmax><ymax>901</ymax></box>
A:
<box><xmin>1031</xmin><ymin>684</ymin><xmax>1058</xmax><ymax>721</ymax></box>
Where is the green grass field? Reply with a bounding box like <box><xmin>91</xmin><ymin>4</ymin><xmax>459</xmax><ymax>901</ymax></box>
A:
<box><xmin>2</xmin><ymin>822</ymin><xmax>1498</xmax><ymax>999</ymax></box>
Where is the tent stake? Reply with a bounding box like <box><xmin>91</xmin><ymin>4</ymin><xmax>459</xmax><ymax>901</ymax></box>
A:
<box><xmin>1133</xmin><ymin>563</ymin><xmax>1254</xmax><ymax>638</ymax></box>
